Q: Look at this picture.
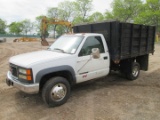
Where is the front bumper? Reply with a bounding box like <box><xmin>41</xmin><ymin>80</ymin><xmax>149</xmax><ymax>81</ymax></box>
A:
<box><xmin>6</xmin><ymin>71</ymin><xmax>39</xmax><ymax>94</ymax></box>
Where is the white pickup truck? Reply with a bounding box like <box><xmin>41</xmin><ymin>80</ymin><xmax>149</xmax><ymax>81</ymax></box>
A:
<box><xmin>6</xmin><ymin>21</ymin><xmax>155</xmax><ymax>107</ymax></box>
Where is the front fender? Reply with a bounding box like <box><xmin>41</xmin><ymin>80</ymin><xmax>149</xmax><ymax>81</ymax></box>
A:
<box><xmin>35</xmin><ymin>65</ymin><xmax>76</xmax><ymax>83</ymax></box>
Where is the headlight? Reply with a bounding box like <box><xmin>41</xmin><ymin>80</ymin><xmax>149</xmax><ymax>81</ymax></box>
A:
<box><xmin>19</xmin><ymin>68</ymin><xmax>27</xmax><ymax>74</ymax></box>
<box><xmin>19</xmin><ymin>74</ymin><xmax>27</xmax><ymax>80</ymax></box>
<box><xmin>19</xmin><ymin>68</ymin><xmax>31</xmax><ymax>75</ymax></box>
<box><xmin>18</xmin><ymin>68</ymin><xmax>32</xmax><ymax>81</ymax></box>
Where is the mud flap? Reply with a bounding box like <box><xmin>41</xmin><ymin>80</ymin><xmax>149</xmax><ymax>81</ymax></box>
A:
<box><xmin>6</xmin><ymin>79</ymin><xmax>13</xmax><ymax>86</ymax></box>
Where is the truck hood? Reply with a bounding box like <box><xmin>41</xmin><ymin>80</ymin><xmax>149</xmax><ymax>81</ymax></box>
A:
<box><xmin>10</xmin><ymin>50</ymin><xmax>71</xmax><ymax>67</ymax></box>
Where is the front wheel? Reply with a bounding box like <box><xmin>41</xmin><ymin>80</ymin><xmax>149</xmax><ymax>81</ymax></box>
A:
<box><xmin>127</xmin><ymin>62</ymin><xmax>140</xmax><ymax>80</ymax></box>
<box><xmin>42</xmin><ymin>77</ymin><xmax>70</xmax><ymax>107</ymax></box>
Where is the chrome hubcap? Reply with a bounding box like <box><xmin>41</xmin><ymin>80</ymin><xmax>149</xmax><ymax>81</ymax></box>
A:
<box><xmin>132</xmin><ymin>66</ymin><xmax>139</xmax><ymax>77</ymax></box>
<box><xmin>50</xmin><ymin>83</ymin><xmax>67</xmax><ymax>101</ymax></box>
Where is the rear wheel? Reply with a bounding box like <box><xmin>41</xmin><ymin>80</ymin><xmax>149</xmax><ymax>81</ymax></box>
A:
<box><xmin>127</xmin><ymin>62</ymin><xmax>140</xmax><ymax>80</ymax></box>
<box><xmin>42</xmin><ymin>77</ymin><xmax>70</xmax><ymax>107</ymax></box>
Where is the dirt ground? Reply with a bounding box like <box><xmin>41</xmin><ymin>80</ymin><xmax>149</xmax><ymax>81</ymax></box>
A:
<box><xmin>0</xmin><ymin>39</ymin><xmax>160</xmax><ymax>120</ymax></box>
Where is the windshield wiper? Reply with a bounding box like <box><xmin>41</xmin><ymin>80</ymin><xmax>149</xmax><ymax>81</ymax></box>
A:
<box><xmin>53</xmin><ymin>48</ymin><xmax>66</xmax><ymax>53</ymax></box>
<box><xmin>47</xmin><ymin>48</ymin><xmax>51</xmax><ymax>50</ymax></box>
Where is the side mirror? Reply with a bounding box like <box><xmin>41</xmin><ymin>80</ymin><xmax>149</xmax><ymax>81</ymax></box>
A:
<box><xmin>92</xmin><ymin>48</ymin><xmax>100</xmax><ymax>59</ymax></box>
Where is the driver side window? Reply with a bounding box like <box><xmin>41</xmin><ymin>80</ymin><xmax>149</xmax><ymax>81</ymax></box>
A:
<box><xmin>79</xmin><ymin>36</ymin><xmax>104</xmax><ymax>57</ymax></box>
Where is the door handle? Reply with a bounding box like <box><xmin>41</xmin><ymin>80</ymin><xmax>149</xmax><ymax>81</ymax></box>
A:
<box><xmin>104</xmin><ymin>56</ymin><xmax>108</xmax><ymax>60</ymax></box>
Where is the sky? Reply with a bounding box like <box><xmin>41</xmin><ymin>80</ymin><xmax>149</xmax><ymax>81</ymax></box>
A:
<box><xmin>0</xmin><ymin>0</ymin><xmax>113</xmax><ymax>24</ymax></box>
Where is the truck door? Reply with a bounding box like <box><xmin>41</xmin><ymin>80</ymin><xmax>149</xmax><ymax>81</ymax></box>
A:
<box><xmin>76</xmin><ymin>36</ymin><xmax>110</xmax><ymax>83</ymax></box>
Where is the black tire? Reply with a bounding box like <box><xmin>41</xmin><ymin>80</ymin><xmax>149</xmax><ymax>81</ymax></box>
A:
<box><xmin>42</xmin><ymin>77</ymin><xmax>70</xmax><ymax>107</ymax></box>
<box><xmin>127</xmin><ymin>62</ymin><xmax>140</xmax><ymax>80</ymax></box>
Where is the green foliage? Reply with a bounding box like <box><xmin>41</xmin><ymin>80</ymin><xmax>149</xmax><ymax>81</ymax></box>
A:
<box><xmin>9</xmin><ymin>22</ymin><xmax>23</xmax><ymax>35</ymax></box>
<box><xmin>2</xmin><ymin>0</ymin><xmax>160</xmax><ymax>35</ymax></box>
<box><xmin>58</xmin><ymin>1</ymin><xmax>75</xmax><ymax>21</ymax></box>
<box><xmin>9</xmin><ymin>20</ymin><xmax>34</xmax><ymax>35</ymax></box>
<box><xmin>105</xmin><ymin>0</ymin><xmax>160</xmax><ymax>31</ymax></box>
<box><xmin>47</xmin><ymin>7</ymin><xmax>59</xmax><ymax>19</ymax></box>
<box><xmin>36</xmin><ymin>15</ymin><xmax>45</xmax><ymax>23</ymax></box>
<box><xmin>46</xmin><ymin>1</ymin><xmax>75</xmax><ymax>37</ymax></box>
<box><xmin>1</xmin><ymin>0</ymin><xmax>94</xmax><ymax>35</ymax></box>
<box><xmin>88</xmin><ymin>12</ymin><xmax>104</xmax><ymax>22</ymax></box>
<box><xmin>73</xmin><ymin>0</ymin><xmax>93</xmax><ymax>23</ymax></box>
<box><xmin>72</xmin><ymin>16</ymin><xmax>84</xmax><ymax>25</ymax></box>
<box><xmin>35</xmin><ymin>15</ymin><xmax>46</xmax><ymax>35</ymax></box>
<box><xmin>46</xmin><ymin>7</ymin><xmax>60</xmax><ymax>38</ymax></box>
<box><xmin>21</xmin><ymin>19</ymin><xmax>34</xmax><ymax>35</ymax></box>
<box><xmin>105</xmin><ymin>0</ymin><xmax>143</xmax><ymax>22</ymax></box>
<box><xmin>134</xmin><ymin>0</ymin><xmax>160</xmax><ymax>31</ymax></box>
<box><xmin>56</xmin><ymin>25</ymin><xmax>68</xmax><ymax>37</ymax></box>
<box><xmin>0</xmin><ymin>18</ymin><xmax>6</xmax><ymax>34</ymax></box>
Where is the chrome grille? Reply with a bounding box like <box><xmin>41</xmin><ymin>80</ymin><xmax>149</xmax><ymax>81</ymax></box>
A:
<box><xmin>10</xmin><ymin>64</ymin><xmax>18</xmax><ymax>77</ymax></box>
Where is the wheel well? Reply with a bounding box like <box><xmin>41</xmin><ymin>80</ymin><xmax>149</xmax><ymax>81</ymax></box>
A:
<box><xmin>120</xmin><ymin>55</ymin><xmax>149</xmax><ymax>72</ymax></box>
<box><xmin>120</xmin><ymin>58</ymin><xmax>136</xmax><ymax>73</ymax></box>
<box><xmin>39</xmin><ymin>71</ymin><xmax>74</xmax><ymax>92</ymax></box>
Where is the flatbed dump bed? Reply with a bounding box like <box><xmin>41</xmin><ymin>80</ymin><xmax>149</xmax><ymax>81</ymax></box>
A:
<box><xmin>73</xmin><ymin>21</ymin><xmax>156</xmax><ymax>61</ymax></box>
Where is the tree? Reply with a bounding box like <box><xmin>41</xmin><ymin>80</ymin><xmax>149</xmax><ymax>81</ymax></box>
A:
<box><xmin>47</xmin><ymin>6</ymin><xmax>73</xmax><ymax>38</ymax></box>
<box><xmin>58</xmin><ymin>1</ymin><xmax>75</xmax><ymax>21</ymax></box>
<box><xmin>88</xmin><ymin>12</ymin><xmax>104</xmax><ymax>22</ymax></box>
<box><xmin>54</xmin><ymin>1</ymin><xmax>75</xmax><ymax>36</ymax></box>
<box><xmin>47</xmin><ymin>7</ymin><xmax>59</xmax><ymax>19</ymax></box>
<box><xmin>9</xmin><ymin>22</ymin><xmax>23</xmax><ymax>35</ymax></box>
<box><xmin>47</xmin><ymin>7</ymin><xmax>61</xmax><ymax>38</ymax></box>
<box><xmin>56</xmin><ymin>25</ymin><xmax>67</xmax><ymax>38</ymax></box>
<box><xmin>73</xmin><ymin>0</ymin><xmax>93</xmax><ymax>23</ymax></box>
<box><xmin>134</xmin><ymin>0</ymin><xmax>160</xmax><ymax>31</ymax></box>
<box><xmin>0</xmin><ymin>18</ymin><xmax>6</xmax><ymax>34</ymax></box>
<box><xmin>35</xmin><ymin>15</ymin><xmax>45</xmax><ymax>35</ymax></box>
<box><xmin>21</xmin><ymin>19</ymin><xmax>34</xmax><ymax>35</ymax></box>
<box><xmin>105</xmin><ymin>0</ymin><xmax>143</xmax><ymax>22</ymax></box>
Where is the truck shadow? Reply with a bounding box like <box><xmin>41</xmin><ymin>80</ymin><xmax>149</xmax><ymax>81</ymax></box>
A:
<box><xmin>14</xmin><ymin>91</ymin><xmax>44</xmax><ymax>107</ymax></box>
<box><xmin>14</xmin><ymin>69</ymin><xmax>158</xmax><ymax>109</ymax></box>
<box><xmin>13</xmin><ymin>71</ymin><xmax>129</xmax><ymax>108</ymax></box>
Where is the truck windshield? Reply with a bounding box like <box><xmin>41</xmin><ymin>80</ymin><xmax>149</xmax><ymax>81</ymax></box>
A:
<box><xmin>49</xmin><ymin>35</ymin><xmax>84</xmax><ymax>54</ymax></box>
